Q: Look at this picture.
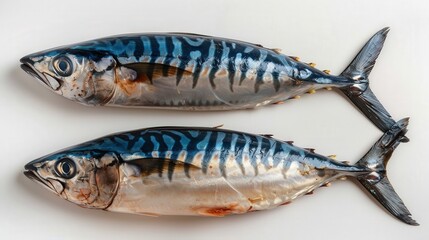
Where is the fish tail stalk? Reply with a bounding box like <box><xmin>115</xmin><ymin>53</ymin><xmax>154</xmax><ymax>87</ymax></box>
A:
<box><xmin>339</xmin><ymin>27</ymin><xmax>396</xmax><ymax>132</ymax></box>
<box><xmin>354</xmin><ymin>118</ymin><xmax>418</xmax><ymax>225</ymax></box>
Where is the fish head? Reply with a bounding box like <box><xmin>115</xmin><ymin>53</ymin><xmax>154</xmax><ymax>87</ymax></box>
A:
<box><xmin>24</xmin><ymin>151</ymin><xmax>120</xmax><ymax>209</ymax></box>
<box><xmin>20</xmin><ymin>48</ymin><xmax>117</xmax><ymax>105</ymax></box>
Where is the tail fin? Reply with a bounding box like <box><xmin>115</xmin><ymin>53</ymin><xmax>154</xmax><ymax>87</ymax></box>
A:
<box><xmin>339</xmin><ymin>27</ymin><xmax>396</xmax><ymax>132</ymax></box>
<box><xmin>355</xmin><ymin>118</ymin><xmax>418</xmax><ymax>225</ymax></box>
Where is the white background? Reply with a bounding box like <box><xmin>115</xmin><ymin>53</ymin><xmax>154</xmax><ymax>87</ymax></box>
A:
<box><xmin>1</xmin><ymin>0</ymin><xmax>428</xmax><ymax>239</ymax></box>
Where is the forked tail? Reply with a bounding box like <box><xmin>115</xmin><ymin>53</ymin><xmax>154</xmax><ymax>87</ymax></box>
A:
<box><xmin>339</xmin><ymin>27</ymin><xmax>396</xmax><ymax>132</ymax></box>
<box><xmin>355</xmin><ymin>118</ymin><xmax>418</xmax><ymax>225</ymax></box>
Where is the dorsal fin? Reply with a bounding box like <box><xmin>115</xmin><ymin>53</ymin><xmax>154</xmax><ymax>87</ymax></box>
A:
<box><xmin>304</xmin><ymin>148</ymin><xmax>316</xmax><ymax>153</ymax></box>
<box><xmin>289</xmin><ymin>56</ymin><xmax>300</xmax><ymax>61</ymax></box>
<box><xmin>213</xmin><ymin>124</ymin><xmax>224</xmax><ymax>129</ymax></box>
<box><xmin>271</xmin><ymin>48</ymin><xmax>282</xmax><ymax>54</ymax></box>
<box><xmin>260</xmin><ymin>134</ymin><xmax>273</xmax><ymax>138</ymax></box>
<box><xmin>285</xmin><ymin>141</ymin><xmax>294</xmax><ymax>146</ymax></box>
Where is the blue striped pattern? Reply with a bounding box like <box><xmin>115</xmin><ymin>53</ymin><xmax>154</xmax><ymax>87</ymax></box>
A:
<box><xmin>62</xmin><ymin>127</ymin><xmax>336</xmax><ymax>180</ymax></box>
<box><xmin>71</xmin><ymin>33</ymin><xmax>324</xmax><ymax>93</ymax></box>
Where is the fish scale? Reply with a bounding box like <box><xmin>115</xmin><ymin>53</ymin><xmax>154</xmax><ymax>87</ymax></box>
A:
<box><xmin>77</xmin><ymin>34</ymin><xmax>287</xmax><ymax>90</ymax></box>
<box><xmin>24</xmin><ymin>31</ymin><xmax>400</xmax><ymax>114</ymax></box>
<box><xmin>24</xmin><ymin>120</ymin><xmax>418</xmax><ymax>224</ymax></box>
<box><xmin>77</xmin><ymin>127</ymin><xmax>322</xmax><ymax>178</ymax></box>
<box><xmin>22</xmin><ymin>29</ymin><xmax>417</xmax><ymax>224</ymax></box>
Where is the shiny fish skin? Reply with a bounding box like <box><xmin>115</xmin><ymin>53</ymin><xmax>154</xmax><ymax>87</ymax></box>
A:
<box><xmin>20</xmin><ymin>28</ymin><xmax>396</xmax><ymax>132</ymax></box>
<box><xmin>23</xmin><ymin>120</ymin><xmax>418</xmax><ymax>225</ymax></box>
<box><xmin>100</xmin><ymin>127</ymin><xmax>361</xmax><ymax>216</ymax></box>
<box><xmin>22</xmin><ymin>33</ymin><xmax>345</xmax><ymax>108</ymax></box>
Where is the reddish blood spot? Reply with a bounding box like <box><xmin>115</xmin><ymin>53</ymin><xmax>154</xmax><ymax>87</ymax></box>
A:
<box><xmin>77</xmin><ymin>188</ymin><xmax>91</xmax><ymax>201</ymax></box>
<box><xmin>205</xmin><ymin>207</ymin><xmax>234</xmax><ymax>216</ymax></box>
<box><xmin>195</xmin><ymin>203</ymin><xmax>243</xmax><ymax>217</ymax></box>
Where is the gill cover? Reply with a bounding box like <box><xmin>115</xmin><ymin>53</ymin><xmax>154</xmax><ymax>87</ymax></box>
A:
<box><xmin>66</xmin><ymin>153</ymin><xmax>120</xmax><ymax>209</ymax></box>
<box><xmin>25</xmin><ymin>152</ymin><xmax>120</xmax><ymax>209</ymax></box>
<box><xmin>20</xmin><ymin>49</ymin><xmax>117</xmax><ymax>106</ymax></box>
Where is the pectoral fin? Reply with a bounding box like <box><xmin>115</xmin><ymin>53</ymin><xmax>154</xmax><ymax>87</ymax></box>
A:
<box><xmin>120</xmin><ymin>63</ymin><xmax>193</xmax><ymax>84</ymax></box>
<box><xmin>123</xmin><ymin>158</ymin><xmax>200</xmax><ymax>181</ymax></box>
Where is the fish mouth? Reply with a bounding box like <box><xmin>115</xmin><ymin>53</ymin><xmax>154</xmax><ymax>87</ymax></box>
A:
<box><xmin>23</xmin><ymin>167</ymin><xmax>57</xmax><ymax>195</ymax></box>
<box><xmin>20</xmin><ymin>57</ymin><xmax>62</xmax><ymax>91</ymax></box>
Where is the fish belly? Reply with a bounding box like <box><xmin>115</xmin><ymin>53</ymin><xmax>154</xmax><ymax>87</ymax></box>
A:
<box><xmin>107</xmin><ymin>158</ymin><xmax>337</xmax><ymax>216</ymax></box>
<box><xmin>105</xmin><ymin>66</ymin><xmax>317</xmax><ymax>110</ymax></box>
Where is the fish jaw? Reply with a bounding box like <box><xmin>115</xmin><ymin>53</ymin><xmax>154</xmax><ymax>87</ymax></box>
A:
<box><xmin>20</xmin><ymin>56</ymin><xmax>62</xmax><ymax>91</ymax></box>
<box><xmin>23</xmin><ymin>163</ymin><xmax>58</xmax><ymax>196</ymax></box>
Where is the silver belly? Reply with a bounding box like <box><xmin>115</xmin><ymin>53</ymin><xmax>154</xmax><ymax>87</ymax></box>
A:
<box><xmin>105</xmin><ymin>72</ymin><xmax>319</xmax><ymax>110</ymax></box>
<box><xmin>106</xmin><ymin>155</ymin><xmax>340</xmax><ymax>216</ymax></box>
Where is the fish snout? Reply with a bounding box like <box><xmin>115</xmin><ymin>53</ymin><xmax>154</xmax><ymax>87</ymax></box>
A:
<box><xmin>20</xmin><ymin>55</ymin><xmax>35</xmax><ymax>65</ymax></box>
<box><xmin>23</xmin><ymin>168</ymin><xmax>39</xmax><ymax>181</ymax></box>
<box><xmin>20</xmin><ymin>56</ymin><xmax>48</xmax><ymax>86</ymax></box>
<box><xmin>20</xmin><ymin>56</ymin><xmax>62</xmax><ymax>91</ymax></box>
<box><xmin>20</xmin><ymin>56</ymin><xmax>40</xmax><ymax>80</ymax></box>
<box><xmin>23</xmin><ymin>163</ymin><xmax>59</xmax><ymax>195</ymax></box>
<box><xmin>24</xmin><ymin>161</ymin><xmax>37</xmax><ymax>172</ymax></box>
<box><xmin>23</xmin><ymin>161</ymin><xmax>41</xmax><ymax>183</ymax></box>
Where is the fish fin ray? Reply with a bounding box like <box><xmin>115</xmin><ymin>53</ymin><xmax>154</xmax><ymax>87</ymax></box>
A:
<box><xmin>338</xmin><ymin>27</ymin><xmax>396</xmax><ymax>132</ymax></box>
<box><xmin>213</xmin><ymin>124</ymin><xmax>224</xmax><ymax>129</ymax></box>
<box><xmin>354</xmin><ymin>118</ymin><xmax>418</xmax><ymax>225</ymax></box>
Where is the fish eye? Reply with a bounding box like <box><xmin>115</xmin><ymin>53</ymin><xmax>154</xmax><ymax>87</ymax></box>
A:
<box><xmin>53</xmin><ymin>56</ymin><xmax>73</xmax><ymax>77</ymax></box>
<box><xmin>55</xmin><ymin>158</ymin><xmax>76</xmax><ymax>179</ymax></box>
